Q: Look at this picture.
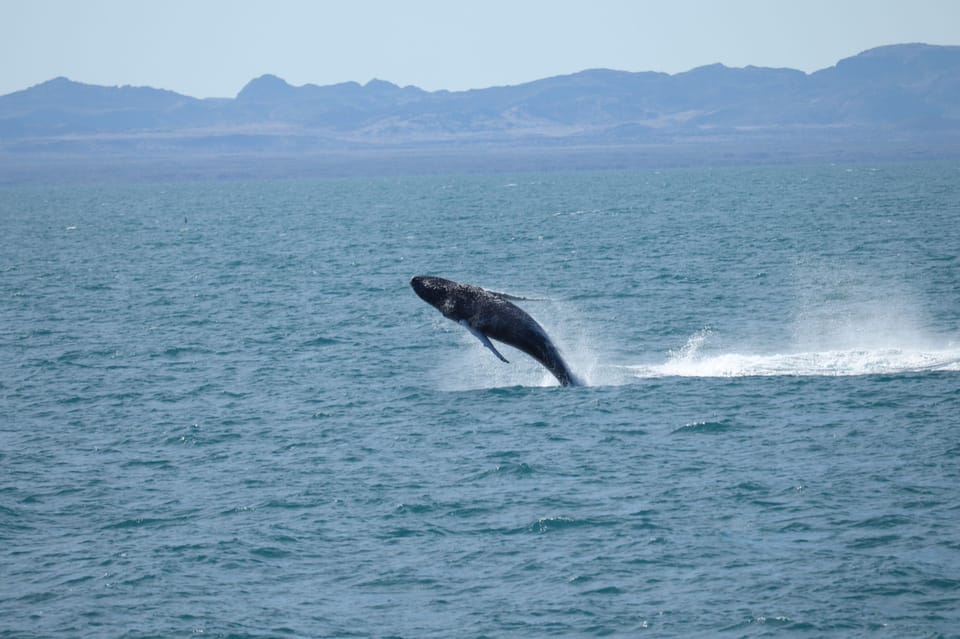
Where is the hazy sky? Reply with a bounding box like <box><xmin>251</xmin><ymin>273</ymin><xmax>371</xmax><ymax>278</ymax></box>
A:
<box><xmin>3</xmin><ymin>0</ymin><xmax>959</xmax><ymax>98</ymax></box>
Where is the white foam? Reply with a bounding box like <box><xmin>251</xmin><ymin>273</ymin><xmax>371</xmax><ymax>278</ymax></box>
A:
<box><xmin>627</xmin><ymin>348</ymin><xmax>960</xmax><ymax>378</ymax></box>
<box><xmin>624</xmin><ymin>329</ymin><xmax>960</xmax><ymax>379</ymax></box>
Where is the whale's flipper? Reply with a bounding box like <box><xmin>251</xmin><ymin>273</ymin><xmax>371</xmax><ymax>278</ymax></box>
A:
<box><xmin>460</xmin><ymin>320</ymin><xmax>509</xmax><ymax>363</ymax></box>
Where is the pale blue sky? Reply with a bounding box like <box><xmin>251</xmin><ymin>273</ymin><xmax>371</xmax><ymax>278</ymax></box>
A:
<box><xmin>3</xmin><ymin>0</ymin><xmax>958</xmax><ymax>98</ymax></box>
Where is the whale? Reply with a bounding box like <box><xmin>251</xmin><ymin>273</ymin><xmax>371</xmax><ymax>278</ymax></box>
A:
<box><xmin>410</xmin><ymin>275</ymin><xmax>581</xmax><ymax>386</ymax></box>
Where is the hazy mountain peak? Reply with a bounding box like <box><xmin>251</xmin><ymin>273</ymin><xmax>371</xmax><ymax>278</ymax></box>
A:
<box><xmin>364</xmin><ymin>78</ymin><xmax>399</xmax><ymax>90</ymax></box>
<box><xmin>237</xmin><ymin>74</ymin><xmax>295</xmax><ymax>101</ymax></box>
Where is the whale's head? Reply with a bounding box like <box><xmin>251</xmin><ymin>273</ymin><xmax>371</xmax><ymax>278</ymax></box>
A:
<box><xmin>410</xmin><ymin>275</ymin><xmax>454</xmax><ymax>309</ymax></box>
<box><xmin>412</xmin><ymin>275</ymin><xmax>475</xmax><ymax>321</ymax></box>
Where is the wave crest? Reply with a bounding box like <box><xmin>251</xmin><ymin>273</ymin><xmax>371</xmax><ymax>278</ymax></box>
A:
<box><xmin>627</xmin><ymin>330</ymin><xmax>960</xmax><ymax>378</ymax></box>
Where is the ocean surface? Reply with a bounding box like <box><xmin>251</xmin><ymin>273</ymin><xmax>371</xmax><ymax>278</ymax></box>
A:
<box><xmin>2</xmin><ymin>162</ymin><xmax>959</xmax><ymax>638</ymax></box>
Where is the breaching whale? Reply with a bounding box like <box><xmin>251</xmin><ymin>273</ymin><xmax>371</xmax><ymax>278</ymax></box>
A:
<box><xmin>410</xmin><ymin>275</ymin><xmax>581</xmax><ymax>386</ymax></box>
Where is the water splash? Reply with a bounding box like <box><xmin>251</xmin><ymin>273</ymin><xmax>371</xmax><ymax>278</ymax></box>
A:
<box><xmin>626</xmin><ymin>329</ymin><xmax>960</xmax><ymax>379</ymax></box>
<box><xmin>623</xmin><ymin>277</ymin><xmax>960</xmax><ymax>380</ymax></box>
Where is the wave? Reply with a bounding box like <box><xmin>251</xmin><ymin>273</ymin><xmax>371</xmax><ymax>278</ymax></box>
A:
<box><xmin>626</xmin><ymin>348</ymin><xmax>960</xmax><ymax>378</ymax></box>
<box><xmin>621</xmin><ymin>330</ymin><xmax>960</xmax><ymax>379</ymax></box>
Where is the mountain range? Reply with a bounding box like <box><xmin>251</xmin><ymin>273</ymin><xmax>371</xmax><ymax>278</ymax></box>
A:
<box><xmin>2</xmin><ymin>43</ymin><xmax>960</xmax><ymax>179</ymax></box>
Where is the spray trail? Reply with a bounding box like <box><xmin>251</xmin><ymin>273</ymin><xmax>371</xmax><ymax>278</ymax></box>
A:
<box><xmin>623</xmin><ymin>330</ymin><xmax>960</xmax><ymax>379</ymax></box>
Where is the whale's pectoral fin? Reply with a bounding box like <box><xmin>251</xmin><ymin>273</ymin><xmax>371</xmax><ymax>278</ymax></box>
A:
<box><xmin>459</xmin><ymin>320</ymin><xmax>509</xmax><ymax>363</ymax></box>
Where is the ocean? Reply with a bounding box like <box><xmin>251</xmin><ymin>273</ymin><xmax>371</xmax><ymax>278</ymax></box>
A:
<box><xmin>2</xmin><ymin>162</ymin><xmax>959</xmax><ymax>638</ymax></box>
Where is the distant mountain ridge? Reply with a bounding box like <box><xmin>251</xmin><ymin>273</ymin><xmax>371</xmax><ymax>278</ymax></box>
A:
<box><xmin>2</xmin><ymin>43</ymin><xmax>959</xmax><ymax>173</ymax></box>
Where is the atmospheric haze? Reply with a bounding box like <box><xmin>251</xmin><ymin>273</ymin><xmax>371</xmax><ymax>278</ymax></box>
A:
<box><xmin>3</xmin><ymin>0</ymin><xmax>959</xmax><ymax>98</ymax></box>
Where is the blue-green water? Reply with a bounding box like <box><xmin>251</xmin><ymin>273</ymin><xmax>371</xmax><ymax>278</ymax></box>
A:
<box><xmin>2</xmin><ymin>163</ymin><xmax>960</xmax><ymax>638</ymax></box>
